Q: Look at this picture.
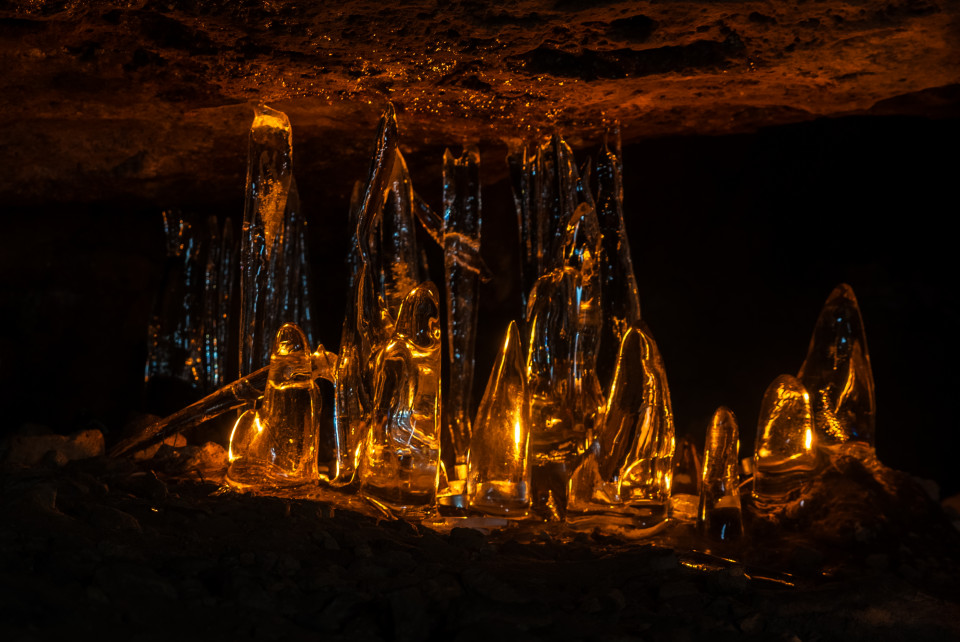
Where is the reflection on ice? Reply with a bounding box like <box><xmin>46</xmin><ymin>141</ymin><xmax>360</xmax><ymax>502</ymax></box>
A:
<box><xmin>130</xmin><ymin>103</ymin><xmax>892</xmax><ymax>549</ymax></box>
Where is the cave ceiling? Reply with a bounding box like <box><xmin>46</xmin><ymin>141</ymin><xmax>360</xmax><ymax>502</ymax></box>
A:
<box><xmin>1</xmin><ymin>0</ymin><xmax>957</xmax><ymax>204</ymax></box>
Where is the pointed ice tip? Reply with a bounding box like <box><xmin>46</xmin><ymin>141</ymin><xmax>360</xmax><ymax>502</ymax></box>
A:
<box><xmin>272</xmin><ymin>323</ymin><xmax>308</xmax><ymax>357</ymax></box>
<box><xmin>395</xmin><ymin>282</ymin><xmax>441</xmax><ymax>348</ymax></box>
<box><xmin>798</xmin><ymin>282</ymin><xmax>875</xmax><ymax>445</ymax></box>
<box><xmin>502</xmin><ymin>320</ymin><xmax>524</xmax><ymax>363</ymax></box>
<box><xmin>711</xmin><ymin>406</ymin><xmax>738</xmax><ymax>433</ymax></box>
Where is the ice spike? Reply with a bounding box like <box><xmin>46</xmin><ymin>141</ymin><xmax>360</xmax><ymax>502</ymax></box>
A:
<box><xmin>798</xmin><ymin>284</ymin><xmax>876</xmax><ymax>446</ymax></box>
<box><xmin>467</xmin><ymin>321</ymin><xmax>531</xmax><ymax>517</ymax></box>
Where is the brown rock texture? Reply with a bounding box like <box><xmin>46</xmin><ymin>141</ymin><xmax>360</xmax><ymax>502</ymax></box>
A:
<box><xmin>0</xmin><ymin>0</ymin><xmax>957</xmax><ymax>204</ymax></box>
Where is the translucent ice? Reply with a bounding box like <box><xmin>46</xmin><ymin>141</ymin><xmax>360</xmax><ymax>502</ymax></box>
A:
<box><xmin>753</xmin><ymin>374</ymin><xmax>818</xmax><ymax>501</ymax></box>
<box><xmin>145</xmin><ymin>210</ymin><xmax>204</xmax><ymax>391</ymax></box>
<box><xmin>698</xmin><ymin>407</ymin><xmax>743</xmax><ymax>542</ymax></box>
<box><xmin>617</xmin><ymin>326</ymin><xmax>676</xmax><ymax>516</ymax></box>
<box><xmin>240</xmin><ymin>105</ymin><xmax>293</xmax><ymax>376</ymax></box>
<box><xmin>668</xmin><ymin>435</ymin><xmax>702</xmax><ymax>522</ymax></box>
<box><xmin>595</xmin><ymin>134</ymin><xmax>642</xmax><ymax>390</ymax></box>
<box><xmin>335</xmin><ymin>105</ymin><xmax>401</xmax><ymax>481</ymax></box>
<box><xmin>227</xmin><ymin>323</ymin><xmax>321</xmax><ymax>488</ymax></box>
<box><xmin>538</xmin><ymin>135</ymin><xmax>580</xmax><ymax>273</ymax></box>
<box><xmin>526</xmin><ymin>268</ymin><xmax>582</xmax><ymax>460</ymax></box>
<box><xmin>507</xmin><ymin>141</ymin><xmax>539</xmax><ymax>312</ymax></box>
<box><xmin>798</xmin><ymin>284</ymin><xmax>876</xmax><ymax>446</ymax></box>
<box><xmin>508</xmin><ymin>135</ymin><xmax>581</xmax><ymax>315</ymax></box>
<box><xmin>442</xmin><ymin>146</ymin><xmax>482</xmax><ymax>471</ymax></box>
<box><xmin>111</xmin><ymin>345</ymin><xmax>337</xmax><ymax>458</ymax></box>
<box><xmin>358</xmin><ymin>283</ymin><xmax>442</xmax><ymax>515</ymax></box>
<box><xmin>200</xmin><ymin>216</ymin><xmax>236</xmax><ymax>392</ymax></box>
<box><xmin>567</xmin><ymin>326</ymin><xmax>675</xmax><ymax>523</ymax></box>
<box><xmin>562</xmin><ymin>200</ymin><xmax>605</xmax><ymax>440</ymax></box>
<box><xmin>466</xmin><ymin>321</ymin><xmax>531</xmax><ymax>517</ymax></box>
<box><xmin>373</xmin><ymin>148</ymin><xmax>421</xmax><ymax>321</ymax></box>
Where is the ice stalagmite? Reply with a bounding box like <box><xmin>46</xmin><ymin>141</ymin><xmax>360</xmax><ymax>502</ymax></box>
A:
<box><xmin>753</xmin><ymin>375</ymin><xmax>818</xmax><ymax>503</ymax></box>
<box><xmin>617</xmin><ymin>326</ymin><xmax>676</xmax><ymax>520</ymax></box>
<box><xmin>277</xmin><ymin>179</ymin><xmax>318</xmax><ymax>349</ymax></box>
<box><xmin>507</xmin><ymin>141</ymin><xmax>540</xmax><ymax>313</ymax></box>
<box><xmin>145</xmin><ymin>211</ymin><xmax>204</xmax><ymax>395</ymax></box>
<box><xmin>539</xmin><ymin>135</ymin><xmax>581</xmax><ymax>273</ymax></box>
<box><xmin>798</xmin><ymin>284</ymin><xmax>876</xmax><ymax>446</ymax></box>
<box><xmin>526</xmin><ymin>267</ymin><xmax>581</xmax><ymax>517</ymax></box>
<box><xmin>442</xmin><ymin>146</ymin><xmax>482</xmax><ymax>477</ymax></box>
<box><xmin>201</xmin><ymin>216</ymin><xmax>237</xmax><ymax>392</ymax></box>
<box><xmin>562</xmin><ymin>200</ymin><xmax>605</xmax><ymax>441</ymax></box>
<box><xmin>567</xmin><ymin>326</ymin><xmax>674</xmax><ymax>525</ymax></box>
<box><xmin>467</xmin><ymin>321</ymin><xmax>531</xmax><ymax>517</ymax></box>
<box><xmin>698</xmin><ymin>407</ymin><xmax>743</xmax><ymax>542</ymax></box>
<box><xmin>359</xmin><ymin>283</ymin><xmax>442</xmax><ymax>515</ymax></box>
<box><xmin>568</xmin><ymin>327</ymin><xmax>644</xmax><ymax>515</ymax></box>
<box><xmin>227</xmin><ymin>323</ymin><xmax>321</xmax><ymax>488</ymax></box>
<box><xmin>335</xmin><ymin>105</ymin><xmax>400</xmax><ymax>481</ymax></box>
<box><xmin>595</xmin><ymin>133</ymin><xmax>642</xmax><ymax>391</ymax></box>
<box><xmin>240</xmin><ymin>105</ymin><xmax>293</xmax><ymax>376</ymax></box>
<box><xmin>374</xmin><ymin>148</ymin><xmax>421</xmax><ymax>323</ymax></box>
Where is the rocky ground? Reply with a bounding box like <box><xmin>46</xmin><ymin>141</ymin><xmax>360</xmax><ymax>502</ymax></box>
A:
<box><xmin>3</xmin><ymin>430</ymin><xmax>960</xmax><ymax>641</ymax></box>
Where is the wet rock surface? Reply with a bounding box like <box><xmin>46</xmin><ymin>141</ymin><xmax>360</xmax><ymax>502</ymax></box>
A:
<box><xmin>3</xmin><ymin>442</ymin><xmax>960</xmax><ymax>640</ymax></box>
<box><xmin>0</xmin><ymin>0</ymin><xmax>957</xmax><ymax>204</ymax></box>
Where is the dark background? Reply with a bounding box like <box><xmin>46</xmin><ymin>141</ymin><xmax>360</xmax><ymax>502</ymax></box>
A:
<box><xmin>3</xmin><ymin>112</ymin><xmax>957</xmax><ymax>495</ymax></box>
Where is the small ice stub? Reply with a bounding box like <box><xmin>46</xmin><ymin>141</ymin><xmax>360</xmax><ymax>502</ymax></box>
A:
<box><xmin>753</xmin><ymin>374</ymin><xmax>818</xmax><ymax>503</ymax></box>
<box><xmin>466</xmin><ymin>321</ymin><xmax>531</xmax><ymax>517</ymax></box>
<box><xmin>359</xmin><ymin>283</ymin><xmax>442</xmax><ymax>516</ymax></box>
<box><xmin>567</xmin><ymin>326</ymin><xmax>675</xmax><ymax>527</ymax></box>
<box><xmin>798</xmin><ymin>283</ymin><xmax>876</xmax><ymax>446</ymax></box>
<box><xmin>668</xmin><ymin>435</ymin><xmax>702</xmax><ymax>522</ymax></box>
<box><xmin>227</xmin><ymin>323</ymin><xmax>321</xmax><ymax>489</ymax></box>
<box><xmin>698</xmin><ymin>407</ymin><xmax>743</xmax><ymax>542</ymax></box>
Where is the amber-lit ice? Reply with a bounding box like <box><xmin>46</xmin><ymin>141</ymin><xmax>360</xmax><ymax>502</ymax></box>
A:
<box><xmin>567</xmin><ymin>326</ymin><xmax>675</xmax><ymax>526</ymax></box>
<box><xmin>335</xmin><ymin>105</ymin><xmax>404</xmax><ymax>482</ymax></box>
<box><xmin>127</xmin><ymin>105</ymin><xmax>898</xmax><ymax>547</ymax></box>
<box><xmin>595</xmin><ymin>131</ymin><xmax>642</xmax><ymax>391</ymax></box>
<box><xmin>669</xmin><ymin>435</ymin><xmax>702</xmax><ymax>522</ymax></box>
<box><xmin>753</xmin><ymin>374</ymin><xmax>818</xmax><ymax>502</ymax></box>
<box><xmin>442</xmin><ymin>146</ymin><xmax>483</xmax><ymax>480</ymax></box>
<box><xmin>358</xmin><ymin>283</ymin><xmax>442</xmax><ymax>516</ymax></box>
<box><xmin>698</xmin><ymin>407</ymin><xmax>743</xmax><ymax>542</ymax></box>
<box><xmin>227</xmin><ymin>323</ymin><xmax>321</xmax><ymax>488</ymax></box>
<box><xmin>239</xmin><ymin>106</ymin><xmax>316</xmax><ymax>377</ymax></box>
<box><xmin>466</xmin><ymin>321</ymin><xmax>531</xmax><ymax>517</ymax></box>
<box><xmin>798</xmin><ymin>283</ymin><xmax>876</xmax><ymax>446</ymax></box>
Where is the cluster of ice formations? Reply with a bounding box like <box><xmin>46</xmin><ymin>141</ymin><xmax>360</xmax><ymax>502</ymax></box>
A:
<box><xmin>127</xmin><ymin>105</ymin><xmax>878</xmax><ymax>535</ymax></box>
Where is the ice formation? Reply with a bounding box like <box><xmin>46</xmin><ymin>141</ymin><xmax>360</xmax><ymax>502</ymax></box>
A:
<box><xmin>358</xmin><ymin>283</ymin><xmax>442</xmax><ymax>515</ymax></box>
<box><xmin>798</xmin><ymin>283</ymin><xmax>876</xmax><ymax>446</ymax></box>
<box><xmin>466</xmin><ymin>321</ymin><xmax>531</xmax><ymax>517</ymax></box>
<box><xmin>442</xmin><ymin>146</ymin><xmax>483</xmax><ymax>481</ymax></box>
<box><xmin>698</xmin><ymin>407</ymin><xmax>743</xmax><ymax>541</ymax></box>
<box><xmin>753</xmin><ymin>374</ymin><xmax>818</xmax><ymax>502</ymax></box>
<box><xmin>127</xmin><ymin>104</ymin><xmax>891</xmax><ymax>542</ymax></box>
<box><xmin>227</xmin><ymin>323</ymin><xmax>321</xmax><ymax>488</ymax></box>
